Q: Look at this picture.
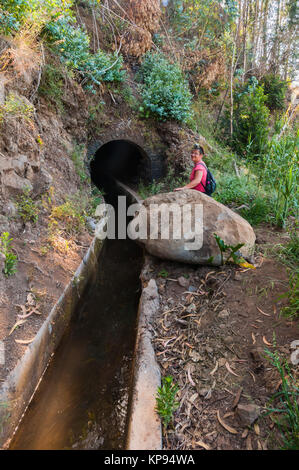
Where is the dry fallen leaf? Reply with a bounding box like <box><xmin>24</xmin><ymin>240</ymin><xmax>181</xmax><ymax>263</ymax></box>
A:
<box><xmin>9</xmin><ymin>319</ymin><xmax>27</xmax><ymax>336</ymax></box>
<box><xmin>225</xmin><ymin>361</ymin><xmax>240</xmax><ymax>377</ymax></box>
<box><xmin>232</xmin><ymin>387</ymin><xmax>243</xmax><ymax>410</ymax></box>
<box><xmin>27</xmin><ymin>293</ymin><xmax>35</xmax><ymax>306</ymax></box>
<box><xmin>239</xmin><ymin>261</ymin><xmax>256</xmax><ymax>269</ymax></box>
<box><xmin>187</xmin><ymin>367</ymin><xmax>196</xmax><ymax>386</ymax></box>
<box><xmin>263</xmin><ymin>336</ymin><xmax>272</xmax><ymax>346</ymax></box>
<box><xmin>257</xmin><ymin>307</ymin><xmax>271</xmax><ymax>317</ymax></box>
<box><xmin>249</xmin><ymin>370</ymin><xmax>256</xmax><ymax>382</ymax></box>
<box><xmin>246</xmin><ymin>434</ymin><xmax>252</xmax><ymax>450</ymax></box>
<box><xmin>254</xmin><ymin>423</ymin><xmax>260</xmax><ymax>436</ymax></box>
<box><xmin>15</xmin><ymin>337</ymin><xmax>35</xmax><ymax>345</ymax></box>
<box><xmin>252</xmin><ymin>332</ymin><xmax>256</xmax><ymax>345</ymax></box>
<box><xmin>195</xmin><ymin>440</ymin><xmax>211</xmax><ymax>450</ymax></box>
<box><xmin>216</xmin><ymin>410</ymin><xmax>238</xmax><ymax>434</ymax></box>
<box><xmin>210</xmin><ymin>360</ymin><xmax>218</xmax><ymax>376</ymax></box>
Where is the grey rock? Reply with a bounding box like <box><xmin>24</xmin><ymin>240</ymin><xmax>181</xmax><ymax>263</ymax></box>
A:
<box><xmin>198</xmin><ymin>388</ymin><xmax>210</xmax><ymax>398</ymax></box>
<box><xmin>0</xmin><ymin>75</ymin><xmax>5</xmax><ymax>105</ymax></box>
<box><xmin>218</xmin><ymin>309</ymin><xmax>229</xmax><ymax>318</ymax></box>
<box><xmin>290</xmin><ymin>340</ymin><xmax>299</xmax><ymax>350</ymax></box>
<box><xmin>0</xmin><ymin>252</ymin><xmax>5</xmax><ymax>273</ymax></box>
<box><xmin>188</xmin><ymin>285</ymin><xmax>197</xmax><ymax>292</ymax></box>
<box><xmin>2</xmin><ymin>202</ymin><xmax>17</xmax><ymax>217</ymax></box>
<box><xmin>223</xmin><ymin>336</ymin><xmax>234</xmax><ymax>345</ymax></box>
<box><xmin>128</xmin><ymin>190</ymin><xmax>256</xmax><ymax>266</ymax></box>
<box><xmin>236</xmin><ymin>403</ymin><xmax>261</xmax><ymax>426</ymax></box>
<box><xmin>186</xmin><ymin>303</ymin><xmax>196</xmax><ymax>313</ymax></box>
<box><xmin>178</xmin><ymin>276</ymin><xmax>189</xmax><ymax>288</ymax></box>
<box><xmin>290</xmin><ymin>349</ymin><xmax>299</xmax><ymax>366</ymax></box>
<box><xmin>86</xmin><ymin>217</ymin><xmax>97</xmax><ymax>232</ymax></box>
<box><xmin>0</xmin><ymin>215</ymin><xmax>9</xmax><ymax>233</ymax></box>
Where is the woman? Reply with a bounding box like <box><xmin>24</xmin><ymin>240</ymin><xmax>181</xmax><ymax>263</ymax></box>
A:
<box><xmin>174</xmin><ymin>144</ymin><xmax>207</xmax><ymax>193</ymax></box>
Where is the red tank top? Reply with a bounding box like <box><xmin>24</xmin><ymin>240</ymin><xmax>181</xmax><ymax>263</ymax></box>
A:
<box><xmin>190</xmin><ymin>161</ymin><xmax>207</xmax><ymax>192</ymax></box>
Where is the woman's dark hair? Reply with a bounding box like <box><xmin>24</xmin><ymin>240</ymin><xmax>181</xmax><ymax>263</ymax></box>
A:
<box><xmin>193</xmin><ymin>144</ymin><xmax>205</xmax><ymax>155</ymax></box>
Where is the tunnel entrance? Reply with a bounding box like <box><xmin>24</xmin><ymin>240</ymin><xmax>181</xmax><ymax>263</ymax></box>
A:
<box><xmin>90</xmin><ymin>140</ymin><xmax>151</xmax><ymax>197</ymax></box>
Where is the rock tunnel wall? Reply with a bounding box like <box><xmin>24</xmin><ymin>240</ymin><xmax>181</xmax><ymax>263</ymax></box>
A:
<box><xmin>88</xmin><ymin>138</ymin><xmax>167</xmax><ymax>189</ymax></box>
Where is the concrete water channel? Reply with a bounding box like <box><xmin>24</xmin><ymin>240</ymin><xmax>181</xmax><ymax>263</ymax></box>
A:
<box><xmin>6</xmin><ymin>140</ymin><xmax>163</xmax><ymax>450</ymax></box>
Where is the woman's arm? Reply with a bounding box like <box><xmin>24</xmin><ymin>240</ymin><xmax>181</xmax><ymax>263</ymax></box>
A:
<box><xmin>174</xmin><ymin>170</ymin><xmax>203</xmax><ymax>191</ymax></box>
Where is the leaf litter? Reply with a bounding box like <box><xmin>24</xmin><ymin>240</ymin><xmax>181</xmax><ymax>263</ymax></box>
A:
<box><xmin>145</xmin><ymin>251</ymin><xmax>299</xmax><ymax>450</ymax></box>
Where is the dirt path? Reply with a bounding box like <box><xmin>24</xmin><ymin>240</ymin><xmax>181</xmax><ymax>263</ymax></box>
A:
<box><xmin>142</xmin><ymin>226</ymin><xmax>298</xmax><ymax>450</ymax></box>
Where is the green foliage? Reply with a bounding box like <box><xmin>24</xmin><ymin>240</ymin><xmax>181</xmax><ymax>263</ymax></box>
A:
<box><xmin>158</xmin><ymin>269</ymin><xmax>169</xmax><ymax>278</ymax></box>
<box><xmin>38</xmin><ymin>64</ymin><xmax>65</xmax><ymax>112</ymax></box>
<box><xmin>265</xmin><ymin>348</ymin><xmax>299</xmax><ymax>450</ymax></box>
<box><xmin>138</xmin><ymin>167</ymin><xmax>187</xmax><ymax>200</ymax></box>
<box><xmin>1</xmin><ymin>0</ymin><xmax>125</xmax><ymax>89</ymax></box>
<box><xmin>87</xmin><ymin>50</ymin><xmax>125</xmax><ymax>84</ymax></box>
<box><xmin>46</xmin><ymin>16</ymin><xmax>125</xmax><ymax>88</ymax></box>
<box><xmin>0</xmin><ymin>92</ymin><xmax>34</xmax><ymax>124</ymax></box>
<box><xmin>280</xmin><ymin>270</ymin><xmax>299</xmax><ymax>319</ymax></box>
<box><xmin>50</xmin><ymin>199</ymin><xmax>86</xmax><ymax>236</ymax></box>
<box><xmin>0</xmin><ymin>8</ymin><xmax>20</xmax><ymax>34</ymax></box>
<box><xmin>214</xmin><ymin>233</ymin><xmax>244</xmax><ymax>265</ymax></box>
<box><xmin>239</xmin><ymin>196</ymin><xmax>273</xmax><ymax>226</ymax></box>
<box><xmin>170</xmin><ymin>0</ymin><xmax>237</xmax><ymax>48</ymax></box>
<box><xmin>223</xmin><ymin>79</ymin><xmax>270</xmax><ymax>160</ymax></box>
<box><xmin>139</xmin><ymin>52</ymin><xmax>192</xmax><ymax>123</ymax></box>
<box><xmin>70</xmin><ymin>143</ymin><xmax>87</xmax><ymax>184</ymax></box>
<box><xmin>156</xmin><ymin>376</ymin><xmax>180</xmax><ymax>429</ymax></box>
<box><xmin>45</xmin><ymin>16</ymin><xmax>91</xmax><ymax>68</ymax></box>
<box><xmin>263</xmin><ymin>130</ymin><xmax>299</xmax><ymax>228</ymax></box>
<box><xmin>138</xmin><ymin>179</ymin><xmax>164</xmax><ymax>200</ymax></box>
<box><xmin>16</xmin><ymin>188</ymin><xmax>40</xmax><ymax>224</ymax></box>
<box><xmin>214</xmin><ymin>172</ymin><xmax>275</xmax><ymax>225</ymax></box>
<box><xmin>261</xmin><ymin>74</ymin><xmax>288</xmax><ymax>112</ymax></box>
<box><xmin>0</xmin><ymin>232</ymin><xmax>18</xmax><ymax>277</ymax></box>
<box><xmin>0</xmin><ymin>0</ymin><xmax>74</xmax><ymax>33</ymax></box>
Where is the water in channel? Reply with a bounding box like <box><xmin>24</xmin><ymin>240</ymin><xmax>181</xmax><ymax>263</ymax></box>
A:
<box><xmin>10</xmin><ymin>231</ymin><xmax>143</xmax><ymax>449</ymax></box>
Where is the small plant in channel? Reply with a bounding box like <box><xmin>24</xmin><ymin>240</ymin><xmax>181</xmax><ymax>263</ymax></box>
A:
<box><xmin>156</xmin><ymin>376</ymin><xmax>180</xmax><ymax>430</ymax></box>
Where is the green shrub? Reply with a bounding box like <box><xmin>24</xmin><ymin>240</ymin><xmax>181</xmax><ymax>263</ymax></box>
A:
<box><xmin>0</xmin><ymin>8</ymin><xmax>20</xmax><ymax>34</ymax></box>
<box><xmin>0</xmin><ymin>92</ymin><xmax>34</xmax><ymax>124</ymax></box>
<box><xmin>139</xmin><ymin>52</ymin><xmax>192</xmax><ymax>122</ymax></box>
<box><xmin>70</xmin><ymin>143</ymin><xmax>87</xmax><ymax>183</ymax></box>
<box><xmin>0</xmin><ymin>232</ymin><xmax>18</xmax><ymax>277</ymax></box>
<box><xmin>281</xmin><ymin>270</ymin><xmax>299</xmax><ymax>319</ymax></box>
<box><xmin>16</xmin><ymin>188</ymin><xmax>40</xmax><ymax>224</ymax></box>
<box><xmin>265</xmin><ymin>348</ymin><xmax>299</xmax><ymax>449</ymax></box>
<box><xmin>263</xmin><ymin>130</ymin><xmax>299</xmax><ymax>227</ymax></box>
<box><xmin>223</xmin><ymin>78</ymin><xmax>270</xmax><ymax>161</ymax></box>
<box><xmin>214</xmin><ymin>172</ymin><xmax>275</xmax><ymax>226</ymax></box>
<box><xmin>261</xmin><ymin>74</ymin><xmax>288</xmax><ymax>112</ymax></box>
<box><xmin>46</xmin><ymin>16</ymin><xmax>125</xmax><ymax>88</ymax></box>
<box><xmin>0</xmin><ymin>0</ymin><xmax>74</xmax><ymax>33</ymax></box>
<box><xmin>38</xmin><ymin>64</ymin><xmax>65</xmax><ymax>112</ymax></box>
<box><xmin>50</xmin><ymin>200</ymin><xmax>85</xmax><ymax>236</ymax></box>
<box><xmin>239</xmin><ymin>196</ymin><xmax>272</xmax><ymax>226</ymax></box>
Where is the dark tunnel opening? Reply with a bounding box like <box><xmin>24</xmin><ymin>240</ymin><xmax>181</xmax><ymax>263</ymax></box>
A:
<box><xmin>90</xmin><ymin>140</ymin><xmax>151</xmax><ymax>201</ymax></box>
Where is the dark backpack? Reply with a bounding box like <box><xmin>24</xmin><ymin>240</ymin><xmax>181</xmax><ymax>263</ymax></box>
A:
<box><xmin>199</xmin><ymin>162</ymin><xmax>216</xmax><ymax>196</ymax></box>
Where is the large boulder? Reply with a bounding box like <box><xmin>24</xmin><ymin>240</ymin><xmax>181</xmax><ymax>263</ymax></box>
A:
<box><xmin>128</xmin><ymin>190</ymin><xmax>255</xmax><ymax>265</ymax></box>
